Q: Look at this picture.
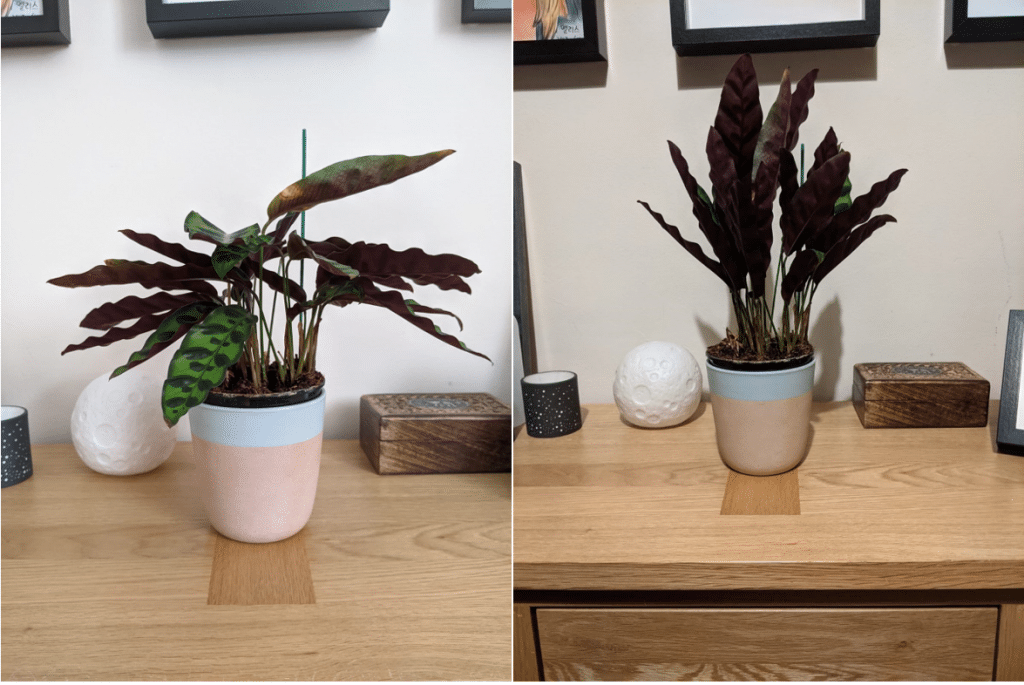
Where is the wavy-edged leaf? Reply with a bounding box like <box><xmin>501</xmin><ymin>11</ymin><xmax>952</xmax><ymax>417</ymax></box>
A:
<box><xmin>61</xmin><ymin>314</ymin><xmax>165</xmax><ymax>355</ymax></box>
<box><xmin>809</xmin><ymin>128</ymin><xmax>841</xmax><ymax>179</ymax></box>
<box><xmin>810</xmin><ymin>168</ymin><xmax>908</xmax><ymax>253</ymax></box>
<box><xmin>752</xmin><ymin>68</ymin><xmax>791</xmax><ymax>184</ymax></box>
<box><xmin>161</xmin><ymin>305</ymin><xmax>256</xmax><ymax>426</ymax></box>
<box><xmin>813</xmin><ymin>214</ymin><xmax>897</xmax><ymax>284</ymax></box>
<box><xmin>335</xmin><ymin>283</ymin><xmax>490</xmax><ymax>363</ymax></box>
<box><xmin>785</xmin><ymin>68</ymin><xmax>818</xmax><ymax>151</ymax></box>
<box><xmin>287</xmin><ymin>232</ymin><xmax>360</xmax><ymax>279</ymax></box>
<box><xmin>637</xmin><ymin>200</ymin><xmax>731</xmax><ymax>287</ymax></box>
<box><xmin>120</xmin><ymin>229</ymin><xmax>212</xmax><ymax>266</ymax></box>
<box><xmin>780</xmin><ymin>249</ymin><xmax>823</xmax><ymax>303</ymax></box>
<box><xmin>779</xmin><ymin>151</ymin><xmax>851</xmax><ymax>255</ymax></box>
<box><xmin>49</xmin><ymin>259</ymin><xmax>220</xmax><ymax>290</ymax></box>
<box><xmin>712</xmin><ymin>54</ymin><xmax>762</xmax><ymax>189</ymax></box>
<box><xmin>211</xmin><ymin>232</ymin><xmax>273</xmax><ymax>279</ymax></box>
<box><xmin>665</xmin><ymin>141</ymin><xmax>745</xmax><ymax>289</ymax></box>
<box><xmin>80</xmin><ymin>291</ymin><xmax>200</xmax><ymax>330</ymax></box>
<box><xmin>184</xmin><ymin>212</ymin><xmax>261</xmax><ymax>247</ymax></box>
<box><xmin>405</xmin><ymin>300</ymin><xmax>464</xmax><ymax>331</ymax></box>
<box><xmin>266</xmin><ymin>150</ymin><xmax>456</xmax><ymax>222</ymax></box>
<box><xmin>312</xmin><ymin>240</ymin><xmax>479</xmax><ymax>294</ymax></box>
<box><xmin>110</xmin><ymin>301</ymin><xmax>220</xmax><ymax>378</ymax></box>
<box><xmin>834</xmin><ymin>175</ymin><xmax>853</xmax><ymax>215</ymax></box>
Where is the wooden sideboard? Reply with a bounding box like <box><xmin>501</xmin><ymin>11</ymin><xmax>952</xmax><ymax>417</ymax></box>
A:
<box><xmin>3</xmin><ymin>440</ymin><xmax>510</xmax><ymax>680</ymax></box>
<box><xmin>513</xmin><ymin>402</ymin><xmax>1024</xmax><ymax>681</ymax></box>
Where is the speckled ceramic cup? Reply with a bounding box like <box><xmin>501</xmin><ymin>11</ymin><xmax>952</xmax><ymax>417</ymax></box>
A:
<box><xmin>521</xmin><ymin>371</ymin><xmax>583</xmax><ymax>438</ymax></box>
<box><xmin>2</xmin><ymin>406</ymin><xmax>33</xmax><ymax>488</ymax></box>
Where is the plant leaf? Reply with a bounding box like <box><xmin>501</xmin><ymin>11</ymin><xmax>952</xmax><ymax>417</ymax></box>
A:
<box><xmin>61</xmin><ymin>314</ymin><xmax>167</xmax><ymax>355</ymax></box>
<box><xmin>333</xmin><ymin>282</ymin><xmax>490</xmax><ymax>362</ymax></box>
<box><xmin>810</xmin><ymin>168</ymin><xmax>908</xmax><ymax>253</ymax></box>
<box><xmin>809</xmin><ymin>128</ymin><xmax>841</xmax><ymax>179</ymax></box>
<box><xmin>286</xmin><ymin>232</ymin><xmax>360</xmax><ymax>279</ymax></box>
<box><xmin>780</xmin><ymin>249</ymin><xmax>822</xmax><ymax>303</ymax></box>
<box><xmin>312</xmin><ymin>240</ymin><xmax>480</xmax><ymax>294</ymax></box>
<box><xmin>49</xmin><ymin>260</ymin><xmax>220</xmax><ymax>290</ymax></box>
<box><xmin>161</xmin><ymin>305</ymin><xmax>256</xmax><ymax>426</ymax></box>
<box><xmin>120</xmin><ymin>229</ymin><xmax>212</xmax><ymax>266</ymax></box>
<box><xmin>211</xmin><ymin>232</ymin><xmax>273</xmax><ymax>279</ymax></box>
<box><xmin>110</xmin><ymin>301</ymin><xmax>220</xmax><ymax>378</ymax></box>
<box><xmin>785</xmin><ymin>68</ymin><xmax>818</xmax><ymax>151</ymax></box>
<box><xmin>712</xmin><ymin>54</ymin><xmax>762</xmax><ymax>193</ymax></box>
<box><xmin>266</xmin><ymin>150</ymin><xmax>456</xmax><ymax>222</ymax></box>
<box><xmin>184</xmin><ymin>212</ymin><xmax>261</xmax><ymax>247</ymax></box>
<box><xmin>813</xmin><ymin>214</ymin><xmax>897</xmax><ymax>284</ymax></box>
<box><xmin>752</xmin><ymin>68</ymin><xmax>791</xmax><ymax>184</ymax></box>
<box><xmin>637</xmin><ymin>200</ymin><xmax>732</xmax><ymax>287</ymax></box>
<box><xmin>779</xmin><ymin>151</ymin><xmax>851</xmax><ymax>255</ymax></box>
<box><xmin>664</xmin><ymin>141</ymin><xmax>746</xmax><ymax>289</ymax></box>
<box><xmin>79</xmin><ymin>291</ymin><xmax>199</xmax><ymax>330</ymax></box>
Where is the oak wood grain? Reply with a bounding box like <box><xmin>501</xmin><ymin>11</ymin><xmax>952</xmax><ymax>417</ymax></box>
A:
<box><xmin>208</xmin><ymin>531</ymin><xmax>315</xmax><ymax>605</ymax></box>
<box><xmin>997</xmin><ymin>604</ymin><xmax>1024</xmax><ymax>681</ymax></box>
<box><xmin>514</xmin><ymin>603</ymin><xmax>541</xmax><ymax>681</ymax></box>
<box><xmin>720</xmin><ymin>470</ymin><xmax>800</xmax><ymax>515</ymax></box>
<box><xmin>536</xmin><ymin>607</ymin><xmax>998</xmax><ymax>681</ymax></box>
<box><xmin>514</xmin><ymin>402</ymin><xmax>1024</xmax><ymax>591</ymax></box>
<box><xmin>2</xmin><ymin>440</ymin><xmax>510</xmax><ymax>680</ymax></box>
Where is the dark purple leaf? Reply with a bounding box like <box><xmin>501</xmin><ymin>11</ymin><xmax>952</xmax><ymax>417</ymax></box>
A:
<box><xmin>809</xmin><ymin>128</ymin><xmax>841</xmax><ymax>178</ymax></box>
<box><xmin>780</xmin><ymin>249</ymin><xmax>821</xmax><ymax>302</ymax></box>
<box><xmin>779</xmin><ymin>151</ymin><xmax>851</xmax><ymax>254</ymax></box>
<box><xmin>637</xmin><ymin>200</ymin><xmax>731</xmax><ymax>287</ymax></box>
<box><xmin>785</xmin><ymin>69</ymin><xmax>818</xmax><ymax>151</ymax></box>
<box><xmin>119</xmin><ymin>229</ymin><xmax>211</xmax><ymax>267</ymax></box>
<box><xmin>79</xmin><ymin>291</ymin><xmax>199</xmax><ymax>330</ymax></box>
<box><xmin>813</xmin><ymin>214</ymin><xmax>897</xmax><ymax>284</ymax></box>
<box><xmin>61</xmin><ymin>314</ymin><xmax>165</xmax><ymax>354</ymax></box>
<box><xmin>712</xmin><ymin>54</ymin><xmax>762</xmax><ymax>192</ymax></box>
<box><xmin>809</xmin><ymin>168</ymin><xmax>908</xmax><ymax>253</ymax></box>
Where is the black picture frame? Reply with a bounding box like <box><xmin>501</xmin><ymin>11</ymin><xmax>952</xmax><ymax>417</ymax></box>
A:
<box><xmin>145</xmin><ymin>0</ymin><xmax>389</xmax><ymax>39</ymax></box>
<box><xmin>669</xmin><ymin>0</ymin><xmax>879</xmax><ymax>56</ymax></box>
<box><xmin>945</xmin><ymin>0</ymin><xmax>1024</xmax><ymax>43</ymax></box>
<box><xmin>461</xmin><ymin>0</ymin><xmax>510</xmax><ymax>24</ymax></box>
<box><xmin>997</xmin><ymin>310</ymin><xmax>1024</xmax><ymax>456</ymax></box>
<box><xmin>2</xmin><ymin>0</ymin><xmax>70</xmax><ymax>47</ymax></box>
<box><xmin>514</xmin><ymin>0</ymin><xmax>606</xmax><ymax>65</ymax></box>
<box><xmin>513</xmin><ymin>162</ymin><xmax>538</xmax><ymax>378</ymax></box>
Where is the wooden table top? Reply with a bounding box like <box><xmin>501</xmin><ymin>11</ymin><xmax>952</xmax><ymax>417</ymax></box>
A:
<box><xmin>514</xmin><ymin>402</ymin><xmax>1024</xmax><ymax>592</ymax></box>
<box><xmin>3</xmin><ymin>440</ymin><xmax>510</xmax><ymax>681</ymax></box>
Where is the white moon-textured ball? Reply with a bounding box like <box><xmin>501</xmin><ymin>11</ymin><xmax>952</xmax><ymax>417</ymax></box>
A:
<box><xmin>613</xmin><ymin>341</ymin><xmax>702</xmax><ymax>428</ymax></box>
<box><xmin>71</xmin><ymin>371</ymin><xmax>177</xmax><ymax>476</ymax></box>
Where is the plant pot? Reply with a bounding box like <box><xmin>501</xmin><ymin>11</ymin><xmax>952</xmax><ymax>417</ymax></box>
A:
<box><xmin>706</xmin><ymin>357</ymin><xmax>815</xmax><ymax>476</ymax></box>
<box><xmin>188</xmin><ymin>383</ymin><xmax>326</xmax><ymax>543</ymax></box>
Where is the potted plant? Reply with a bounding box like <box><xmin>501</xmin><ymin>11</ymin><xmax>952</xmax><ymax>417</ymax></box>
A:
<box><xmin>638</xmin><ymin>55</ymin><xmax>906</xmax><ymax>476</ymax></box>
<box><xmin>50</xmin><ymin>149</ymin><xmax>490</xmax><ymax>542</ymax></box>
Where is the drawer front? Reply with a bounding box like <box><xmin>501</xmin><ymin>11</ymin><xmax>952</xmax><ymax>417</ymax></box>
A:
<box><xmin>536</xmin><ymin>607</ymin><xmax>998</xmax><ymax>681</ymax></box>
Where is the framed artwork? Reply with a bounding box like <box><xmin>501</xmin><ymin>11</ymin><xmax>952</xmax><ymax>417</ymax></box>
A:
<box><xmin>669</xmin><ymin>0</ymin><xmax>880</xmax><ymax>56</ymax></box>
<box><xmin>514</xmin><ymin>0</ymin><xmax>607</xmax><ymax>65</ymax></box>
<box><xmin>997</xmin><ymin>310</ymin><xmax>1024</xmax><ymax>456</ymax></box>
<box><xmin>945</xmin><ymin>0</ymin><xmax>1024</xmax><ymax>42</ymax></box>
<box><xmin>2</xmin><ymin>0</ymin><xmax>70</xmax><ymax>47</ymax></box>
<box><xmin>145</xmin><ymin>0</ymin><xmax>389</xmax><ymax>39</ymax></box>
<box><xmin>462</xmin><ymin>0</ymin><xmax>510</xmax><ymax>24</ymax></box>
<box><xmin>513</xmin><ymin>162</ymin><xmax>538</xmax><ymax>378</ymax></box>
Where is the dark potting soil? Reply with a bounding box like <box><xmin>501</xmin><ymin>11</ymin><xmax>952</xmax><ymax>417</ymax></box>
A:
<box><xmin>210</xmin><ymin>362</ymin><xmax>325</xmax><ymax>397</ymax></box>
<box><xmin>706</xmin><ymin>333</ymin><xmax>814</xmax><ymax>366</ymax></box>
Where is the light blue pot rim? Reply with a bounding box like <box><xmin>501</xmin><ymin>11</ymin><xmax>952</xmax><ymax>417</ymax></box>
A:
<box><xmin>189</xmin><ymin>391</ymin><xmax>326</xmax><ymax>448</ymax></box>
<box><xmin>707</xmin><ymin>357</ymin><xmax>815</xmax><ymax>402</ymax></box>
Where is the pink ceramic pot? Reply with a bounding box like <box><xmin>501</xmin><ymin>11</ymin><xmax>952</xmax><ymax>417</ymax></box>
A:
<box><xmin>189</xmin><ymin>388</ymin><xmax>325</xmax><ymax>543</ymax></box>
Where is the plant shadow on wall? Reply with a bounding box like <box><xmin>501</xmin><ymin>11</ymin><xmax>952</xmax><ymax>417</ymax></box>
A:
<box><xmin>638</xmin><ymin>54</ymin><xmax>905</xmax><ymax>476</ymax></box>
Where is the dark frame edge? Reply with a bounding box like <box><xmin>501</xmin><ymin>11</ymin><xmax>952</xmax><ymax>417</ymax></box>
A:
<box><xmin>1</xmin><ymin>0</ymin><xmax>70</xmax><ymax>47</ymax></box>
<box><xmin>945</xmin><ymin>0</ymin><xmax>1024</xmax><ymax>43</ymax></box>
<box><xmin>144</xmin><ymin>0</ymin><xmax>389</xmax><ymax>39</ymax></box>
<box><xmin>513</xmin><ymin>0</ymin><xmax>606</xmax><ymax>65</ymax></box>
<box><xmin>461</xmin><ymin>0</ymin><xmax>511</xmax><ymax>24</ymax></box>
<box><xmin>670</xmin><ymin>0</ymin><xmax>879</xmax><ymax>56</ymax></box>
<box><xmin>997</xmin><ymin>310</ymin><xmax>1024</xmax><ymax>456</ymax></box>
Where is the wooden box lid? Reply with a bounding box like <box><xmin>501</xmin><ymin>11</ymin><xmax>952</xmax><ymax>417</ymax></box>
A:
<box><xmin>853</xmin><ymin>362</ymin><xmax>990</xmax><ymax>428</ymax></box>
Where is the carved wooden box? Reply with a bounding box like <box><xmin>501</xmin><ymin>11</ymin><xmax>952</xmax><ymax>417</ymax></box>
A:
<box><xmin>853</xmin><ymin>362</ymin><xmax>989</xmax><ymax>428</ymax></box>
<box><xmin>359</xmin><ymin>393</ymin><xmax>511</xmax><ymax>474</ymax></box>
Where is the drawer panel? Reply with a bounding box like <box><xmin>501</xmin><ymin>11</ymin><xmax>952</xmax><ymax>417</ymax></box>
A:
<box><xmin>536</xmin><ymin>607</ymin><xmax>998</xmax><ymax>681</ymax></box>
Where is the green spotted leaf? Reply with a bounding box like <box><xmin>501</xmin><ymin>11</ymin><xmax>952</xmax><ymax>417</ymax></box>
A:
<box><xmin>161</xmin><ymin>305</ymin><xmax>256</xmax><ymax>426</ymax></box>
<box><xmin>110</xmin><ymin>301</ymin><xmax>220</xmax><ymax>379</ymax></box>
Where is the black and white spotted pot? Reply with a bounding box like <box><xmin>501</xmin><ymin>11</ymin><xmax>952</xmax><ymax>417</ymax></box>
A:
<box><xmin>521</xmin><ymin>371</ymin><xmax>583</xmax><ymax>438</ymax></box>
<box><xmin>2</xmin><ymin>406</ymin><xmax>33</xmax><ymax>488</ymax></box>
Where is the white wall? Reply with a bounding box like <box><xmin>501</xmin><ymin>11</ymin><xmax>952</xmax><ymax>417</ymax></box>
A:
<box><xmin>1</xmin><ymin>3</ymin><xmax>512</xmax><ymax>442</ymax></box>
<box><xmin>515</xmin><ymin>0</ymin><xmax>1024</xmax><ymax>404</ymax></box>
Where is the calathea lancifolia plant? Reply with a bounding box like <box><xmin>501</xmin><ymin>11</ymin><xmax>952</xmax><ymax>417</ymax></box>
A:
<box><xmin>50</xmin><ymin>150</ymin><xmax>489</xmax><ymax>426</ymax></box>
<box><xmin>639</xmin><ymin>54</ymin><xmax>907</xmax><ymax>364</ymax></box>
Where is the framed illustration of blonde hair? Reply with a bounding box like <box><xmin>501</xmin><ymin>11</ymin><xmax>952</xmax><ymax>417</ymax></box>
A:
<box><xmin>514</xmin><ymin>0</ymin><xmax>606</xmax><ymax>64</ymax></box>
